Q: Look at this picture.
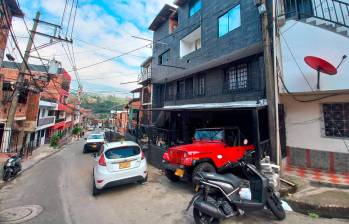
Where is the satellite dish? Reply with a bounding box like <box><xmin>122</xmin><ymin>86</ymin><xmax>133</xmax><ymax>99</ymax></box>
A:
<box><xmin>304</xmin><ymin>56</ymin><xmax>337</xmax><ymax>90</ymax></box>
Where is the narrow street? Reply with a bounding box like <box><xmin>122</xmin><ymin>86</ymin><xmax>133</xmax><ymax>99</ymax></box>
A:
<box><xmin>0</xmin><ymin>140</ymin><xmax>346</xmax><ymax>224</ymax></box>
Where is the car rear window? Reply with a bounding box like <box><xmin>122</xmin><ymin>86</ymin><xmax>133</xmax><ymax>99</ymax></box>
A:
<box><xmin>105</xmin><ymin>146</ymin><xmax>140</xmax><ymax>159</ymax></box>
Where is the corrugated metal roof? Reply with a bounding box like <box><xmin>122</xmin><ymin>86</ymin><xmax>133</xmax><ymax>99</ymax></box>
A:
<box><xmin>1</xmin><ymin>61</ymin><xmax>63</xmax><ymax>74</ymax></box>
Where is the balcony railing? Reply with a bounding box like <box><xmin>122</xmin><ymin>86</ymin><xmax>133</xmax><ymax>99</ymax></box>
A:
<box><xmin>37</xmin><ymin>116</ymin><xmax>56</xmax><ymax>127</ymax></box>
<box><xmin>138</xmin><ymin>69</ymin><xmax>152</xmax><ymax>83</ymax></box>
<box><xmin>284</xmin><ymin>0</ymin><xmax>349</xmax><ymax>28</ymax></box>
<box><xmin>55</xmin><ymin>118</ymin><xmax>65</xmax><ymax>123</ymax></box>
<box><xmin>165</xmin><ymin>87</ymin><xmax>252</xmax><ymax>102</ymax></box>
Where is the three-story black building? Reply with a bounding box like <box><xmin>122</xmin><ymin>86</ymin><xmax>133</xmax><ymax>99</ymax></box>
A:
<box><xmin>147</xmin><ymin>0</ymin><xmax>271</xmax><ymax>167</ymax></box>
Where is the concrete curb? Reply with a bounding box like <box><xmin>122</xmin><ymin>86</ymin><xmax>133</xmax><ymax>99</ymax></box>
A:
<box><xmin>0</xmin><ymin>139</ymin><xmax>80</xmax><ymax>190</ymax></box>
<box><xmin>310</xmin><ymin>180</ymin><xmax>349</xmax><ymax>190</ymax></box>
<box><xmin>286</xmin><ymin>198</ymin><xmax>349</xmax><ymax>219</ymax></box>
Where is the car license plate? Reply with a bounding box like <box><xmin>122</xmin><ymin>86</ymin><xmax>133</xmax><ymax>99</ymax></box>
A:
<box><xmin>175</xmin><ymin>168</ymin><xmax>185</xmax><ymax>177</ymax></box>
<box><xmin>119</xmin><ymin>161</ymin><xmax>131</xmax><ymax>169</ymax></box>
<box><xmin>92</xmin><ymin>144</ymin><xmax>97</xmax><ymax>148</ymax></box>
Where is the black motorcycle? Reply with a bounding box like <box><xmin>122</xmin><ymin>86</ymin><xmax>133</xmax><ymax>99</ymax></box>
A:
<box><xmin>3</xmin><ymin>154</ymin><xmax>22</xmax><ymax>181</ymax></box>
<box><xmin>187</xmin><ymin>152</ymin><xmax>286</xmax><ymax>224</ymax></box>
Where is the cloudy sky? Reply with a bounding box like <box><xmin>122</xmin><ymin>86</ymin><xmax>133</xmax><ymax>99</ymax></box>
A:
<box><xmin>8</xmin><ymin>0</ymin><xmax>174</xmax><ymax>97</ymax></box>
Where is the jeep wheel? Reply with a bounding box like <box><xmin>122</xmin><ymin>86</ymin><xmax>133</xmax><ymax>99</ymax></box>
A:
<box><xmin>192</xmin><ymin>162</ymin><xmax>216</xmax><ymax>187</ymax></box>
<box><xmin>164</xmin><ymin>169</ymin><xmax>181</xmax><ymax>182</ymax></box>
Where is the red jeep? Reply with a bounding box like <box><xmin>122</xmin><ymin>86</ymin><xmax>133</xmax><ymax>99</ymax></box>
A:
<box><xmin>162</xmin><ymin>127</ymin><xmax>254</xmax><ymax>183</ymax></box>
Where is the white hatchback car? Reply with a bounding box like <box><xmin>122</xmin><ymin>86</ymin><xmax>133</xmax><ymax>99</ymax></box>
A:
<box><xmin>92</xmin><ymin>141</ymin><xmax>148</xmax><ymax>195</ymax></box>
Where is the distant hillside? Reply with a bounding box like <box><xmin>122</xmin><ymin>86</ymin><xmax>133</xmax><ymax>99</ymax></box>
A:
<box><xmin>80</xmin><ymin>94</ymin><xmax>129</xmax><ymax>115</ymax></box>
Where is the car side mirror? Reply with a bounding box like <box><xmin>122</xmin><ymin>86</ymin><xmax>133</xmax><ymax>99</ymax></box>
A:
<box><xmin>243</xmin><ymin>139</ymin><xmax>249</xmax><ymax>145</ymax></box>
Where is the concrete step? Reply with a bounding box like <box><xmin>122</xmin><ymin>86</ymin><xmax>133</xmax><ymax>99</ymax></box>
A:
<box><xmin>305</xmin><ymin>17</ymin><xmax>349</xmax><ymax>38</ymax></box>
<box><xmin>337</xmin><ymin>26</ymin><xmax>349</xmax><ymax>36</ymax></box>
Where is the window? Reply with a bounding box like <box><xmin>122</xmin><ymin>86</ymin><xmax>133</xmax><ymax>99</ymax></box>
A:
<box><xmin>198</xmin><ymin>75</ymin><xmax>205</xmax><ymax>96</ymax></box>
<box><xmin>194</xmin><ymin>130</ymin><xmax>224</xmax><ymax>141</ymax></box>
<box><xmin>226</xmin><ymin>64</ymin><xmax>248</xmax><ymax>91</ymax></box>
<box><xmin>177</xmin><ymin>80</ymin><xmax>185</xmax><ymax>100</ymax></box>
<box><xmin>180</xmin><ymin>27</ymin><xmax>201</xmax><ymax>57</ymax></box>
<box><xmin>322</xmin><ymin>103</ymin><xmax>349</xmax><ymax>138</ymax></box>
<box><xmin>105</xmin><ymin>146</ymin><xmax>140</xmax><ymax>159</ymax></box>
<box><xmin>219</xmin><ymin>4</ymin><xmax>241</xmax><ymax>37</ymax></box>
<box><xmin>189</xmin><ymin>0</ymin><xmax>201</xmax><ymax>17</ymax></box>
<box><xmin>158</xmin><ymin>50</ymin><xmax>170</xmax><ymax>65</ymax></box>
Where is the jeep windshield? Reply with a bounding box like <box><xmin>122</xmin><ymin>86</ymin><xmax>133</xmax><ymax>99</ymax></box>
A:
<box><xmin>194</xmin><ymin>130</ymin><xmax>224</xmax><ymax>141</ymax></box>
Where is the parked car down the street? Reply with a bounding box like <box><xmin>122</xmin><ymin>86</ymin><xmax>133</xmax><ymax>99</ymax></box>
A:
<box><xmin>92</xmin><ymin>141</ymin><xmax>148</xmax><ymax>196</ymax></box>
<box><xmin>83</xmin><ymin>134</ymin><xmax>105</xmax><ymax>153</ymax></box>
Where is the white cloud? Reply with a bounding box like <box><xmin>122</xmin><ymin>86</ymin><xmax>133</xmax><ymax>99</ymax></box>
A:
<box><xmin>8</xmin><ymin>0</ymin><xmax>175</xmax><ymax>96</ymax></box>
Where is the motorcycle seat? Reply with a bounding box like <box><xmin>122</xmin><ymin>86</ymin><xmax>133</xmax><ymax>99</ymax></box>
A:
<box><xmin>200</xmin><ymin>172</ymin><xmax>241</xmax><ymax>188</ymax></box>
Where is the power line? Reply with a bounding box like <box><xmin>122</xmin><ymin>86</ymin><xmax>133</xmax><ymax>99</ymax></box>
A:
<box><xmin>65</xmin><ymin>0</ymin><xmax>75</xmax><ymax>36</ymax></box>
<box><xmin>60</xmin><ymin>0</ymin><xmax>68</xmax><ymax>29</ymax></box>
<box><xmin>280</xmin><ymin>32</ymin><xmax>314</xmax><ymax>92</ymax></box>
<box><xmin>70</xmin><ymin>0</ymin><xmax>78</xmax><ymax>39</ymax></box>
<box><xmin>74</xmin><ymin>38</ymin><xmax>148</xmax><ymax>58</ymax></box>
<box><xmin>69</xmin><ymin>3</ymin><xmax>236</xmax><ymax>72</ymax></box>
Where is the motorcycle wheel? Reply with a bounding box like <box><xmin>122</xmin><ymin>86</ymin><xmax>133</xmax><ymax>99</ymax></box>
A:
<box><xmin>3</xmin><ymin>170</ymin><xmax>11</xmax><ymax>182</ymax></box>
<box><xmin>267</xmin><ymin>192</ymin><xmax>286</xmax><ymax>220</ymax></box>
<box><xmin>193</xmin><ymin>208</ymin><xmax>219</xmax><ymax>224</ymax></box>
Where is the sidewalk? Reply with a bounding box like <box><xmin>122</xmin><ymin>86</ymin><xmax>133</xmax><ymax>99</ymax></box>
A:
<box><xmin>283</xmin><ymin>172</ymin><xmax>349</xmax><ymax>219</ymax></box>
<box><xmin>0</xmin><ymin>137</ymin><xmax>79</xmax><ymax>189</ymax></box>
<box><xmin>285</xmin><ymin>165</ymin><xmax>349</xmax><ymax>188</ymax></box>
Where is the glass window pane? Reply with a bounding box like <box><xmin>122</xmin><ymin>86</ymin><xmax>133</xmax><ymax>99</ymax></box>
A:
<box><xmin>219</xmin><ymin>14</ymin><xmax>229</xmax><ymax>37</ymax></box>
<box><xmin>190</xmin><ymin>0</ymin><xmax>201</xmax><ymax>17</ymax></box>
<box><xmin>228</xmin><ymin>5</ymin><xmax>241</xmax><ymax>31</ymax></box>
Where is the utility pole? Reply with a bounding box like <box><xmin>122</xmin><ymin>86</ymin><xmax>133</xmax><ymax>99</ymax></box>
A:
<box><xmin>259</xmin><ymin>0</ymin><xmax>281</xmax><ymax>165</ymax></box>
<box><xmin>2</xmin><ymin>12</ymin><xmax>40</xmax><ymax>153</ymax></box>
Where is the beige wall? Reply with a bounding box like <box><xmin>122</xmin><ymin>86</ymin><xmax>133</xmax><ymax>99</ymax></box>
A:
<box><xmin>281</xmin><ymin>94</ymin><xmax>349</xmax><ymax>154</ymax></box>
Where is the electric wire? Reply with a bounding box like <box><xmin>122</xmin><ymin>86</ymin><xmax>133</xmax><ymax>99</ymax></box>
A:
<box><xmin>69</xmin><ymin>3</ymin><xmax>239</xmax><ymax>72</ymax></box>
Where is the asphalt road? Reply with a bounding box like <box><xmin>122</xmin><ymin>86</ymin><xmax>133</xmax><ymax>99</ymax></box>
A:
<box><xmin>0</xmin><ymin>140</ymin><xmax>348</xmax><ymax>224</ymax></box>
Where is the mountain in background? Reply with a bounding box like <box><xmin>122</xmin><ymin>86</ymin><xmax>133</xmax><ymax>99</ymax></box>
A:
<box><xmin>78</xmin><ymin>93</ymin><xmax>129</xmax><ymax>115</ymax></box>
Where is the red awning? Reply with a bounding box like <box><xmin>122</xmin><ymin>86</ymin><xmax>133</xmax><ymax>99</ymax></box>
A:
<box><xmin>58</xmin><ymin>104</ymin><xmax>68</xmax><ymax>111</ymax></box>
<box><xmin>52</xmin><ymin>121</ymin><xmax>65</xmax><ymax>130</ymax></box>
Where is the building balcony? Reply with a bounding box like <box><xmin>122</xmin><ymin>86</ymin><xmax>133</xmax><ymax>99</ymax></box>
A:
<box><xmin>37</xmin><ymin>116</ymin><xmax>56</xmax><ymax>128</ymax></box>
<box><xmin>139</xmin><ymin>70</ymin><xmax>151</xmax><ymax>83</ymax></box>
<box><xmin>55</xmin><ymin>118</ymin><xmax>65</xmax><ymax>123</ymax></box>
<box><xmin>284</xmin><ymin>0</ymin><xmax>349</xmax><ymax>29</ymax></box>
<box><xmin>164</xmin><ymin>88</ymin><xmax>264</xmax><ymax>107</ymax></box>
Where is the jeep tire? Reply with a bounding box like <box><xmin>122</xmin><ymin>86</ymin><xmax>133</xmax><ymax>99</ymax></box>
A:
<box><xmin>164</xmin><ymin>169</ymin><xmax>181</xmax><ymax>182</ymax></box>
<box><xmin>192</xmin><ymin>162</ymin><xmax>216</xmax><ymax>186</ymax></box>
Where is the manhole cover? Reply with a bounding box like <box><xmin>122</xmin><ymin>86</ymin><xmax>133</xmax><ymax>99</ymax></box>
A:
<box><xmin>0</xmin><ymin>205</ymin><xmax>43</xmax><ymax>224</ymax></box>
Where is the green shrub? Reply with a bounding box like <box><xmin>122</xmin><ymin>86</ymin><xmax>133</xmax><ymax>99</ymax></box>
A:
<box><xmin>50</xmin><ymin>133</ymin><xmax>60</xmax><ymax>147</ymax></box>
<box><xmin>72</xmin><ymin>126</ymin><xmax>82</xmax><ymax>135</ymax></box>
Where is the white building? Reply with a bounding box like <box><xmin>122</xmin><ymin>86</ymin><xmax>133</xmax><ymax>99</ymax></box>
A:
<box><xmin>33</xmin><ymin>100</ymin><xmax>57</xmax><ymax>148</ymax></box>
<box><xmin>277</xmin><ymin>0</ymin><xmax>349</xmax><ymax>172</ymax></box>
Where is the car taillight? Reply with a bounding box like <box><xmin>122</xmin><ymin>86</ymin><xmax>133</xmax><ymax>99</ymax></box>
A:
<box><xmin>99</xmin><ymin>153</ymin><xmax>106</xmax><ymax>166</ymax></box>
<box><xmin>141</xmin><ymin>151</ymin><xmax>145</xmax><ymax>160</ymax></box>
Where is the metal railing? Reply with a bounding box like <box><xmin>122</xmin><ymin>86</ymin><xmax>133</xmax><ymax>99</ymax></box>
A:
<box><xmin>165</xmin><ymin>86</ymin><xmax>253</xmax><ymax>102</ymax></box>
<box><xmin>37</xmin><ymin>116</ymin><xmax>55</xmax><ymax>127</ymax></box>
<box><xmin>284</xmin><ymin>0</ymin><xmax>349</xmax><ymax>28</ymax></box>
<box><xmin>55</xmin><ymin>118</ymin><xmax>65</xmax><ymax>123</ymax></box>
<box><xmin>148</xmin><ymin>127</ymin><xmax>179</xmax><ymax>149</ymax></box>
